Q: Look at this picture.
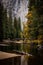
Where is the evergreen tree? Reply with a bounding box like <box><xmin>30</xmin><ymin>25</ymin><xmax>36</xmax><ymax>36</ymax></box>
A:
<box><xmin>3</xmin><ymin>9</ymin><xmax>9</xmax><ymax>39</ymax></box>
<box><xmin>29</xmin><ymin>7</ymin><xmax>39</xmax><ymax>40</ymax></box>
<box><xmin>18</xmin><ymin>17</ymin><xmax>21</xmax><ymax>31</ymax></box>
<box><xmin>14</xmin><ymin>17</ymin><xmax>21</xmax><ymax>38</ymax></box>
<box><xmin>17</xmin><ymin>17</ymin><xmax>21</xmax><ymax>38</ymax></box>
<box><xmin>0</xmin><ymin>2</ymin><xmax>4</xmax><ymax>41</ymax></box>
<box><xmin>14</xmin><ymin>17</ymin><xmax>18</xmax><ymax>38</ymax></box>
<box><xmin>8</xmin><ymin>10</ymin><xmax>13</xmax><ymax>39</ymax></box>
<box><xmin>29</xmin><ymin>0</ymin><xmax>43</xmax><ymax>42</ymax></box>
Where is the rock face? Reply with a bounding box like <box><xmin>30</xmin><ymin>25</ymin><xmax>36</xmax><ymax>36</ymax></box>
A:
<box><xmin>2</xmin><ymin>0</ymin><xmax>28</xmax><ymax>22</ymax></box>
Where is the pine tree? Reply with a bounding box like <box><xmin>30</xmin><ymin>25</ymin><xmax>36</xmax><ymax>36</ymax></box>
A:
<box><xmin>29</xmin><ymin>0</ymin><xmax>43</xmax><ymax>42</ymax></box>
<box><xmin>29</xmin><ymin>7</ymin><xmax>39</xmax><ymax>40</ymax></box>
<box><xmin>8</xmin><ymin>10</ymin><xmax>13</xmax><ymax>39</ymax></box>
<box><xmin>14</xmin><ymin>17</ymin><xmax>21</xmax><ymax>38</ymax></box>
<box><xmin>0</xmin><ymin>2</ymin><xmax>4</xmax><ymax>41</ymax></box>
<box><xmin>17</xmin><ymin>17</ymin><xmax>21</xmax><ymax>38</ymax></box>
<box><xmin>14</xmin><ymin>17</ymin><xmax>18</xmax><ymax>38</ymax></box>
<box><xmin>18</xmin><ymin>17</ymin><xmax>21</xmax><ymax>31</ymax></box>
<box><xmin>3</xmin><ymin>9</ymin><xmax>9</xmax><ymax>39</ymax></box>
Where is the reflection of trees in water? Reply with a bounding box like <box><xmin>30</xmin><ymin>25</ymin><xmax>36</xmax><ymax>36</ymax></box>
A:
<box><xmin>21</xmin><ymin>55</ymin><xmax>28</xmax><ymax>65</ymax></box>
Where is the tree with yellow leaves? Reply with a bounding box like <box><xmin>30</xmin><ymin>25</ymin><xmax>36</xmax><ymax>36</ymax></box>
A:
<box><xmin>24</xmin><ymin>6</ymin><xmax>39</xmax><ymax>40</ymax></box>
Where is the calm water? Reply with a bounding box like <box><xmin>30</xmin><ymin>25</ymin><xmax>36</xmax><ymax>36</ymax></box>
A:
<box><xmin>21</xmin><ymin>55</ymin><xmax>28</xmax><ymax>65</ymax></box>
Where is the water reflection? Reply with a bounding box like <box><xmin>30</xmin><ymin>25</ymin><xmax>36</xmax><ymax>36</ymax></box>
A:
<box><xmin>21</xmin><ymin>55</ymin><xmax>28</xmax><ymax>65</ymax></box>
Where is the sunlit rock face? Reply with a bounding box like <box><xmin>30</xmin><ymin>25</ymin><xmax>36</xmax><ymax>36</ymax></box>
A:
<box><xmin>2</xmin><ymin>0</ymin><xmax>28</xmax><ymax>29</ymax></box>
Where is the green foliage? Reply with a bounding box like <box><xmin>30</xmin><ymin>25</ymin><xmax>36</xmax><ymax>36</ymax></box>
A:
<box><xmin>0</xmin><ymin>2</ymin><xmax>4</xmax><ymax>41</ymax></box>
<box><xmin>14</xmin><ymin>17</ymin><xmax>21</xmax><ymax>38</ymax></box>
<box><xmin>0</xmin><ymin>2</ymin><xmax>22</xmax><ymax>40</ymax></box>
<box><xmin>26</xmin><ymin>7</ymin><xmax>39</xmax><ymax>40</ymax></box>
<box><xmin>17</xmin><ymin>17</ymin><xmax>21</xmax><ymax>38</ymax></box>
<box><xmin>8</xmin><ymin>10</ymin><xmax>13</xmax><ymax>39</ymax></box>
<box><xmin>3</xmin><ymin>9</ymin><xmax>9</xmax><ymax>39</ymax></box>
<box><xmin>29</xmin><ymin>0</ymin><xmax>43</xmax><ymax>41</ymax></box>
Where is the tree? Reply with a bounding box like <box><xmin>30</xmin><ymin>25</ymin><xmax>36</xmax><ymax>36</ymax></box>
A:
<box><xmin>24</xmin><ymin>6</ymin><xmax>39</xmax><ymax>40</ymax></box>
<box><xmin>3</xmin><ymin>9</ymin><xmax>9</xmax><ymax>39</ymax></box>
<box><xmin>0</xmin><ymin>2</ymin><xmax>4</xmax><ymax>41</ymax></box>
<box><xmin>29</xmin><ymin>0</ymin><xmax>43</xmax><ymax>42</ymax></box>
<box><xmin>14</xmin><ymin>17</ymin><xmax>21</xmax><ymax>38</ymax></box>
<box><xmin>14</xmin><ymin>17</ymin><xmax>18</xmax><ymax>38</ymax></box>
<box><xmin>8</xmin><ymin>10</ymin><xmax>13</xmax><ymax>39</ymax></box>
<box><xmin>17</xmin><ymin>17</ymin><xmax>21</xmax><ymax>38</ymax></box>
<box><xmin>18</xmin><ymin>17</ymin><xmax>21</xmax><ymax>31</ymax></box>
<box><xmin>23</xmin><ymin>22</ymin><xmax>29</xmax><ymax>39</ymax></box>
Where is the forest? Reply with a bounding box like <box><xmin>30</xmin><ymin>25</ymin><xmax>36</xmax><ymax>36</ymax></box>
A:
<box><xmin>0</xmin><ymin>0</ymin><xmax>43</xmax><ymax>65</ymax></box>
<box><xmin>0</xmin><ymin>0</ymin><xmax>43</xmax><ymax>53</ymax></box>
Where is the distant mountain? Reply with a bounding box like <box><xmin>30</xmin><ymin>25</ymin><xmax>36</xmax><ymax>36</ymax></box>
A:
<box><xmin>2</xmin><ymin>0</ymin><xmax>28</xmax><ymax>22</ymax></box>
